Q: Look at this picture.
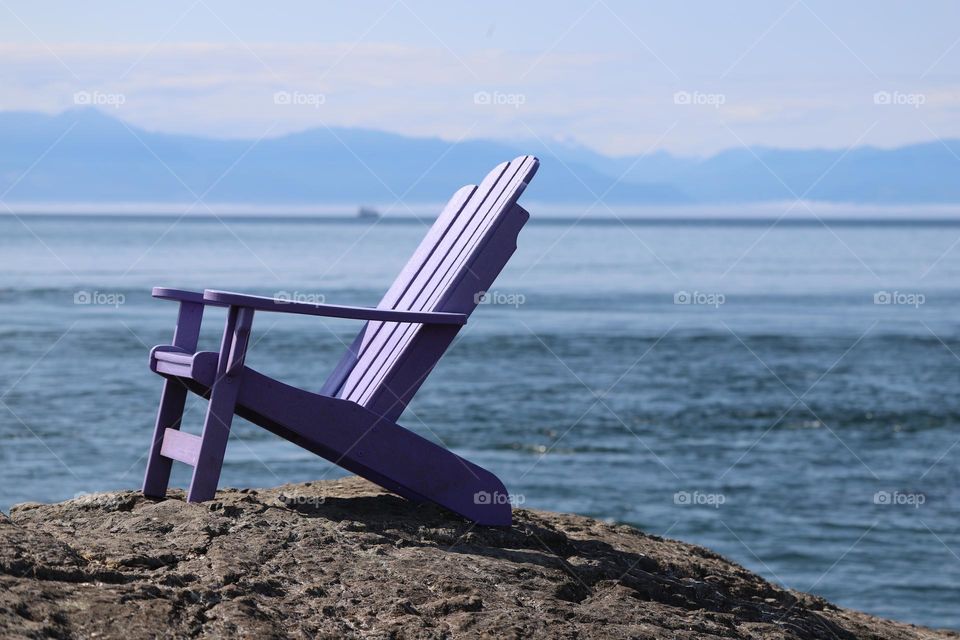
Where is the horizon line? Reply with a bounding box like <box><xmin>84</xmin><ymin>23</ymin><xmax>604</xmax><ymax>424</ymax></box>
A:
<box><xmin>5</xmin><ymin>199</ymin><xmax>960</xmax><ymax>221</ymax></box>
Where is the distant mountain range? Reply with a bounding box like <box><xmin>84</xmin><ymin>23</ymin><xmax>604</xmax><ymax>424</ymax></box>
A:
<box><xmin>2</xmin><ymin>108</ymin><xmax>959</xmax><ymax>208</ymax></box>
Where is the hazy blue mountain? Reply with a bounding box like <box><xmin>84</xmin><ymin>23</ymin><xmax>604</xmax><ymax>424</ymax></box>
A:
<box><xmin>0</xmin><ymin>109</ymin><xmax>686</xmax><ymax>206</ymax></box>
<box><xmin>540</xmin><ymin>141</ymin><xmax>960</xmax><ymax>204</ymax></box>
<box><xmin>514</xmin><ymin>139</ymin><xmax>700</xmax><ymax>186</ymax></box>
<box><xmin>645</xmin><ymin>144</ymin><xmax>960</xmax><ymax>203</ymax></box>
<box><xmin>2</xmin><ymin>108</ymin><xmax>959</xmax><ymax>207</ymax></box>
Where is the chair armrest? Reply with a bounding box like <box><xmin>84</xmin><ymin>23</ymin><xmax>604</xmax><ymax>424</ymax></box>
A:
<box><xmin>202</xmin><ymin>289</ymin><xmax>467</xmax><ymax>325</ymax></box>
<box><xmin>152</xmin><ymin>287</ymin><xmax>230</xmax><ymax>307</ymax></box>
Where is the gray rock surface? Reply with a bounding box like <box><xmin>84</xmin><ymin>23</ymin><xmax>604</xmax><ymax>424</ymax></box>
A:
<box><xmin>0</xmin><ymin>477</ymin><xmax>955</xmax><ymax>639</ymax></box>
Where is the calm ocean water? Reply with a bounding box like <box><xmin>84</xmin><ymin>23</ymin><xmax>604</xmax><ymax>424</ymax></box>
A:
<box><xmin>2</xmin><ymin>214</ymin><xmax>959</xmax><ymax>629</ymax></box>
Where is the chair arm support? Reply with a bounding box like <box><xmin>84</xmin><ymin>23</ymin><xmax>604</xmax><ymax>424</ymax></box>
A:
<box><xmin>151</xmin><ymin>288</ymin><xmax>219</xmax><ymax>352</ymax></box>
<box><xmin>202</xmin><ymin>290</ymin><xmax>467</xmax><ymax>325</ymax></box>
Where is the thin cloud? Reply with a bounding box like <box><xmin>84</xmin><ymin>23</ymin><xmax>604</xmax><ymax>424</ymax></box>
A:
<box><xmin>1</xmin><ymin>41</ymin><xmax>960</xmax><ymax>155</ymax></box>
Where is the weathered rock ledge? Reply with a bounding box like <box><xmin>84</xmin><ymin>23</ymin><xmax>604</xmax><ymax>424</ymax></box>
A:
<box><xmin>0</xmin><ymin>477</ymin><xmax>955</xmax><ymax>639</ymax></box>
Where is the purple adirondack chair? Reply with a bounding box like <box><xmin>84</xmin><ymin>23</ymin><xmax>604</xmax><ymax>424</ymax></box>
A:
<box><xmin>142</xmin><ymin>155</ymin><xmax>539</xmax><ymax>526</ymax></box>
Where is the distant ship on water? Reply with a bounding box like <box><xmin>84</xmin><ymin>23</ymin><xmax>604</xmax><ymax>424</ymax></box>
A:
<box><xmin>356</xmin><ymin>206</ymin><xmax>381</xmax><ymax>220</ymax></box>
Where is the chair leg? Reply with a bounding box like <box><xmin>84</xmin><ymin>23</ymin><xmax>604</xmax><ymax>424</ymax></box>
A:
<box><xmin>142</xmin><ymin>380</ymin><xmax>189</xmax><ymax>497</ymax></box>
<box><xmin>143</xmin><ymin>299</ymin><xmax>204</xmax><ymax>498</ymax></box>
<box><xmin>186</xmin><ymin>375</ymin><xmax>241</xmax><ymax>502</ymax></box>
<box><xmin>186</xmin><ymin>305</ymin><xmax>253</xmax><ymax>503</ymax></box>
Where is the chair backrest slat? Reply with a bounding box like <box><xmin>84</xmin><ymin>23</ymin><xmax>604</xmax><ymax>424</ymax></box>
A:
<box><xmin>322</xmin><ymin>155</ymin><xmax>538</xmax><ymax>420</ymax></box>
<box><xmin>340</xmin><ymin>160</ymin><xmax>514</xmax><ymax>402</ymax></box>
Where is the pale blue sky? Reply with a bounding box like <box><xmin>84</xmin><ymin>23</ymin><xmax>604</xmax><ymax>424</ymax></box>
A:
<box><xmin>1</xmin><ymin>1</ymin><xmax>958</xmax><ymax>154</ymax></box>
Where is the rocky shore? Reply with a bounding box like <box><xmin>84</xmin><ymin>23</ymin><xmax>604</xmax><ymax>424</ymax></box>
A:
<box><xmin>0</xmin><ymin>477</ymin><xmax>955</xmax><ymax>639</ymax></box>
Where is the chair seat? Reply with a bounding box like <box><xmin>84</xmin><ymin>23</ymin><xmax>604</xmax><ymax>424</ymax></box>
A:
<box><xmin>152</xmin><ymin>347</ymin><xmax>193</xmax><ymax>366</ymax></box>
<box><xmin>150</xmin><ymin>347</ymin><xmax>218</xmax><ymax>386</ymax></box>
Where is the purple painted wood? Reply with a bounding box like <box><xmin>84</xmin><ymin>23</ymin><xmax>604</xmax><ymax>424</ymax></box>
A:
<box><xmin>187</xmin><ymin>305</ymin><xmax>253</xmax><ymax>502</ymax></box>
<box><xmin>335</xmin><ymin>157</ymin><xmax>538</xmax><ymax>415</ymax></box>
<box><xmin>317</xmin><ymin>183</ymin><xmax>478</xmax><ymax>396</ymax></box>
<box><xmin>235</xmin><ymin>366</ymin><xmax>512</xmax><ymax>525</ymax></box>
<box><xmin>317</xmin><ymin>331</ymin><xmax>365</xmax><ymax>396</ymax></box>
<box><xmin>160</xmin><ymin>428</ymin><xmax>201</xmax><ymax>466</ymax></box>
<box><xmin>142</xmin><ymin>300</ymin><xmax>204</xmax><ymax>497</ymax></box>
<box><xmin>365</xmin><ymin>202</ymin><xmax>531</xmax><ymax>421</ymax></box>
<box><xmin>202</xmin><ymin>290</ymin><xmax>467</xmax><ymax>325</ymax></box>
<box><xmin>152</xmin><ymin>287</ymin><xmax>229</xmax><ymax>306</ymax></box>
<box><xmin>334</xmin><ymin>171</ymin><xmax>508</xmax><ymax>402</ymax></box>
<box><xmin>142</xmin><ymin>156</ymin><xmax>539</xmax><ymax>525</ymax></box>
<box><xmin>343</xmin><ymin>157</ymin><xmax>538</xmax><ymax>419</ymax></box>
<box><xmin>150</xmin><ymin>348</ymin><xmax>218</xmax><ymax>382</ymax></box>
